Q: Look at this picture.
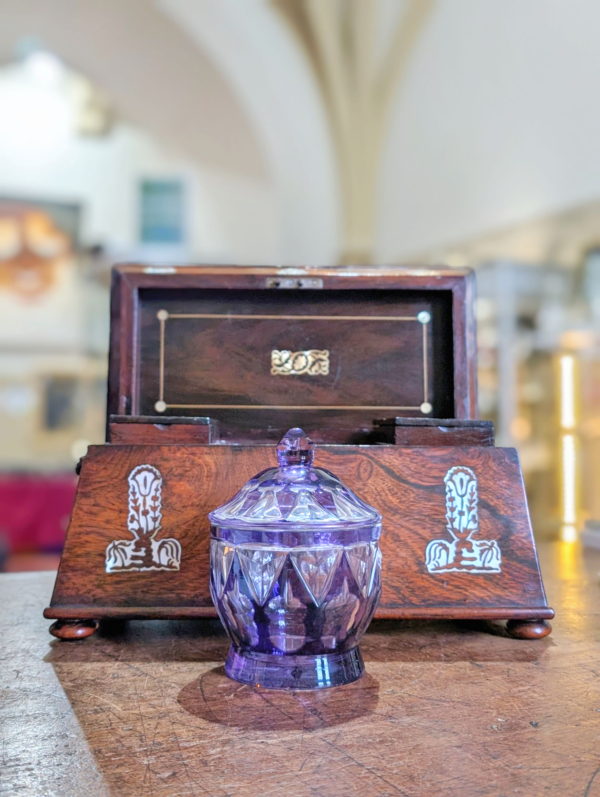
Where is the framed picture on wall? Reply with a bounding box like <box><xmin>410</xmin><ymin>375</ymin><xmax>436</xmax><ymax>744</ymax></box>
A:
<box><xmin>0</xmin><ymin>196</ymin><xmax>81</xmax><ymax>298</ymax></box>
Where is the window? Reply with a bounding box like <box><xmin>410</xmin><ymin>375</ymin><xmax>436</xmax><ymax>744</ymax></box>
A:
<box><xmin>140</xmin><ymin>179</ymin><xmax>184</xmax><ymax>244</ymax></box>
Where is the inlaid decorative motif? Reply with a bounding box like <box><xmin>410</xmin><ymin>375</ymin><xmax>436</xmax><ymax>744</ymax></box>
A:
<box><xmin>425</xmin><ymin>466</ymin><xmax>501</xmax><ymax>574</ymax></box>
<box><xmin>271</xmin><ymin>349</ymin><xmax>330</xmax><ymax>376</ymax></box>
<box><xmin>105</xmin><ymin>465</ymin><xmax>182</xmax><ymax>573</ymax></box>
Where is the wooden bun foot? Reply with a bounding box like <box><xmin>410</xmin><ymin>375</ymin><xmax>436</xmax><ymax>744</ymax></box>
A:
<box><xmin>506</xmin><ymin>619</ymin><xmax>552</xmax><ymax>639</ymax></box>
<box><xmin>49</xmin><ymin>619</ymin><xmax>99</xmax><ymax>640</ymax></box>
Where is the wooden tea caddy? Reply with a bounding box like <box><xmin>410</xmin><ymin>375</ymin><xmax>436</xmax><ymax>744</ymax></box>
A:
<box><xmin>45</xmin><ymin>265</ymin><xmax>553</xmax><ymax>640</ymax></box>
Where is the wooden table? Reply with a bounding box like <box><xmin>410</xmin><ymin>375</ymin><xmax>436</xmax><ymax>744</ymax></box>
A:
<box><xmin>1</xmin><ymin>542</ymin><xmax>599</xmax><ymax>797</ymax></box>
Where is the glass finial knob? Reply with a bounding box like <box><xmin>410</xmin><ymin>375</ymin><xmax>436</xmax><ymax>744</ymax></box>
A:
<box><xmin>276</xmin><ymin>428</ymin><xmax>315</xmax><ymax>467</ymax></box>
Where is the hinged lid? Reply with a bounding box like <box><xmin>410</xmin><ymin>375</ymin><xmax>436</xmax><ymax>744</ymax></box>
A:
<box><xmin>208</xmin><ymin>428</ymin><xmax>381</xmax><ymax>531</ymax></box>
<box><xmin>108</xmin><ymin>264</ymin><xmax>477</xmax><ymax>443</ymax></box>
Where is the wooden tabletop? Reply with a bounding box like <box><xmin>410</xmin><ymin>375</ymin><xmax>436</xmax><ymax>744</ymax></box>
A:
<box><xmin>1</xmin><ymin>542</ymin><xmax>599</xmax><ymax>797</ymax></box>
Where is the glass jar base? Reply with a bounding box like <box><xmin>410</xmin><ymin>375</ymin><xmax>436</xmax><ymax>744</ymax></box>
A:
<box><xmin>225</xmin><ymin>645</ymin><xmax>365</xmax><ymax>690</ymax></box>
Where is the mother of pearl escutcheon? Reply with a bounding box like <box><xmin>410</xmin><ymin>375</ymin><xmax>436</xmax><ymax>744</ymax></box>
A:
<box><xmin>425</xmin><ymin>466</ymin><xmax>501</xmax><ymax>574</ymax></box>
<box><xmin>105</xmin><ymin>464</ymin><xmax>182</xmax><ymax>573</ymax></box>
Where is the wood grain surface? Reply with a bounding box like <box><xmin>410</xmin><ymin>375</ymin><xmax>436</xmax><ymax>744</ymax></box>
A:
<box><xmin>2</xmin><ymin>543</ymin><xmax>598</xmax><ymax>796</ymax></box>
<box><xmin>108</xmin><ymin>416</ymin><xmax>218</xmax><ymax>445</ymax></box>
<box><xmin>45</xmin><ymin>444</ymin><xmax>551</xmax><ymax>622</ymax></box>
<box><xmin>375</xmin><ymin>418</ymin><xmax>495</xmax><ymax>447</ymax></box>
<box><xmin>108</xmin><ymin>265</ymin><xmax>477</xmax><ymax>442</ymax></box>
<box><xmin>138</xmin><ymin>289</ymin><xmax>454</xmax><ymax>427</ymax></box>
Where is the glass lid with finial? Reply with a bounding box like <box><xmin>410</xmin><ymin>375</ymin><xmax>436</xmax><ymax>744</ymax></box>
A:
<box><xmin>208</xmin><ymin>429</ymin><xmax>383</xmax><ymax>691</ymax></box>
<box><xmin>208</xmin><ymin>427</ymin><xmax>381</xmax><ymax>536</ymax></box>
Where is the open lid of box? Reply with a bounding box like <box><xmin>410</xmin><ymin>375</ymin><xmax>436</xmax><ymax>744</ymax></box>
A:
<box><xmin>107</xmin><ymin>265</ymin><xmax>477</xmax><ymax>443</ymax></box>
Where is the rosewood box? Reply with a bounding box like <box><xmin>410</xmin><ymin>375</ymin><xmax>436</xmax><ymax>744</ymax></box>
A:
<box><xmin>45</xmin><ymin>265</ymin><xmax>553</xmax><ymax>641</ymax></box>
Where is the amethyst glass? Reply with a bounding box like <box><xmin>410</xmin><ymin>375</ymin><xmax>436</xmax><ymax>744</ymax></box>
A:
<box><xmin>208</xmin><ymin>428</ymin><xmax>382</xmax><ymax>690</ymax></box>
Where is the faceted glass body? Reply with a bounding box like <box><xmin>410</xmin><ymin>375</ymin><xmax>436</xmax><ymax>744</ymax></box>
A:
<box><xmin>208</xmin><ymin>428</ymin><xmax>382</xmax><ymax>689</ymax></box>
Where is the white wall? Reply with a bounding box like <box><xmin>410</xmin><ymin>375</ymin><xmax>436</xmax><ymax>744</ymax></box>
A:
<box><xmin>162</xmin><ymin>0</ymin><xmax>600</xmax><ymax>266</ymax></box>
<box><xmin>0</xmin><ymin>63</ymin><xmax>280</xmax><ymax>265</ymax></box>
<box><xmin>160</xmin><ymin>0</ymin><xmax>340</xmax><ymax>265</ymax></box>
<box><xmin>377</xmin><ymin>0</ymin><xmax>600</xmax><ymax>262</ymax></box>
<box><xmin>4</xmin><ymin>0</ymin><xmax>600</xmax><ymax>270</ymax></box>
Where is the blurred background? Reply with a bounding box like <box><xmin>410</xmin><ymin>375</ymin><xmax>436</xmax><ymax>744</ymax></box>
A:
<box><xmin>0</xmin><ymin>0</ymin><xmax>599</xmax><ymax>571</ymax></box>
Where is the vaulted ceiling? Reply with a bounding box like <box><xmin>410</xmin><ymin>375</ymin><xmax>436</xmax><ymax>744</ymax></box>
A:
<box><xmin>2</xmin><ymin>0</ymin><xmax>600</xmax><ymax>265</ymax></box>
<box><xmin>0</xmin><ymin>0</ymin><xmax>268</xmax><ymax>181</ymax></box>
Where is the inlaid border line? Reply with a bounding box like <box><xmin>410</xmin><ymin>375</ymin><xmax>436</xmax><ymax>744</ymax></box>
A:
<box><xmin>423</xmin><ymin>321</ymin><xmax>428</xmax><ymax>402</ymax></box>
<box><xmin>154</xmin><ymin>310</ymin><xmax>431</xmax><ymax>414</ymax></box>
<box><xmin>159</xmin><ymin>317</ymin><xmax>165</xmax><ymax>402</ymax></box>
<box><xmin>165</xmin><ymin>404</ymin><xmax>422</xmax><ymax>411</ymax></box>
<box><xmin>167</xmin><ymin>313</ymin><xmax>418</xmax><ymax>321</ymax></box>
<box><xmin>418</xmin><ymin>310</ymin><xmax>431</xmax><ymax>413</ymax></box>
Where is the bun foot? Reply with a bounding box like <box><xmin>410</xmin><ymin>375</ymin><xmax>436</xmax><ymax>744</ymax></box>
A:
<box><xmin>506</xmin><ymin>619</ymin><xmax>552</xmax><ymax>639</ymax></box>
<box><xmin>49</xmin><ymin>619</ymin><xmax>99</xmax><ymax>640</ymax></box>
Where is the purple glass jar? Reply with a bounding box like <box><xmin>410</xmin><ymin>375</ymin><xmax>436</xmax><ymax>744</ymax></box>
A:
<box><xmin>208</xmin><ymin>428</ymin><xmax>382</xmax><ymax>690</ymax></box>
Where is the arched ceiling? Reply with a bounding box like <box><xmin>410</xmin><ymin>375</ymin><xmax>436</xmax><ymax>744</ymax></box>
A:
<box><xmin>0</xmin><ymin>0</ymin><xmax>268</xmax><ymax>181</ymax></box>
<box><xmin>159</xmin><ymin>0</ymin><xmax>339</xmax><ymax>264</ymax></box>
<box><xmin>379</xmin><ymin>0</ymin><xmax>600</xmax><ymax>263</ymax></box>
<box><xmin>2</xmin><ymin>0</ymin><xmax>600</xmax><ymax>266</ymax></box>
